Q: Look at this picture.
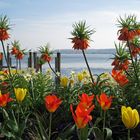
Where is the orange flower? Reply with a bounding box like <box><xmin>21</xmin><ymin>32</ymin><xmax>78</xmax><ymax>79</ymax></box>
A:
<box><xmin>41</xmin><ymin>54</ymin><xmax>51</xmax><ymax>62</ymax></box>
<box><xmin>136</xmin><ymin>29</ymin><xmax>140</xmax><ymax>36</ymax></box>
<box><xmin>11</xmin><ymin>47</ymin><xmax>19</xmax><ymax>55</ymax></box>
<box><xmin>121</xmin><ymin>60</ymin><xmax>130</xmax><ymax>70</ymax></box>
<box><xmin>112</xmin><ymin>59</ymin><xmax>130</xmax><ymax>71</ymax></box>
<box><xmin>130</xmin><ymin>44</ymin><xmax>140</xmax><ymax>58</ymax></box>
<box><xmin>111</xmin><ymin>59</ymin><xmax>119</xmax><ymax>67</ymax></box>
<box><xmin>78</xmin><ymin>93</ymin><xmax>94</xmax><ymax>108</ymax></box>
<box><xmin>70</xmin><ymin>21</ymin><xmax>94</xmax><ymax>50</ymax></box>
<box><xmin>70</xmin><ymin>103</ymin><xmax>94</xmax><ymax>128</ymax></box>
<box><xmin>0</xmin><ymin>29</ymin><xmax>9</xmax><ymax>41</ymax></box>
<box><xmin>16</xmin><ymin>51</ymin><xmax>24</xmax><ymax>60</ymax></box>
<box><xmin>96</xmin><ymin>93</ymin><xmax>112</xmax><ymax>111</ymax></box>
<box><xmin>111</xmin><ymin>69</ymin><xmax>129</xmax><ymax>87</ymax></box>
<box><xmin>118</xmin><ymin>27</ymin><xmax>137</xmax><ymax>41</ymax></box>
<box><xmin>72</xmin><ymin>37</ymin><xmax>89</xmax><ymax>50</ymax></box>
<box><xmin>0</xmin><ymin>92</ymin><xmax>13</xmax><ymax>107</ymax></box>
<box><xmin>0</xmin><ymin>52</ymin><xmax>3</xmax><ymax>60</ymax></box>
<box><xmin>45</xmin><ymin>95</ymin><xmax>62</xmax><ymax>113</ymax></box>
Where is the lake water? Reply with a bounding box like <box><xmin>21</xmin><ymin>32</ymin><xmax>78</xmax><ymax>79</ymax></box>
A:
<box><xmin>3</xmin><ymin>49</ymin><xmax>115</xmax><ymax>76</ymax></box>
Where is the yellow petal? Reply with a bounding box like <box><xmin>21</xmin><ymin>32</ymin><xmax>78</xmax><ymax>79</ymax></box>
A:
<box><xmin>60</xmin><ymin>76</ymin><xmax>69</xmax><ymax>87</ymax></box>
<box><xmin>122</xmin><ymin>111</ymin><xmax>131</xmax><ymax>128</ymax></box>
<box><xmin>133</xmin><ymin>109</ymin><xmax>140</xmax><ymax>128</ymax></box>
<box><xmin>126</xmin><ymin>107</ymin><xmax>134</xmax><ymax>128</ymax></box>
<box><xmin>77</xmin><ymin>73</ymin><xmax>83</xmax><ymax>82</ymax></box>
<box><xmin>15</xmin><ymin>88</ymin><xmax>27</xmax><ymax>102</ymax></box>
<box><xmin>121</xmin><ymin>106</ymin><xmax>127</xmax><ymax>114</ymax></box>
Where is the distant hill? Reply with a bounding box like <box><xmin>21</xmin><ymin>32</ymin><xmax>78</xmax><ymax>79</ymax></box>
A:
<box><xmin>54</xmin><ymin>49</ymin><xmax>116</xmax><ymax>54</ymax></box>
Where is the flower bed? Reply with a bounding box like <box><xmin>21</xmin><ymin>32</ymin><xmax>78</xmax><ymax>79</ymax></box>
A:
<box><xmin>0</xmin><ymin>15</ymin><xmax>140</xmax><ymax>140</ymax></box>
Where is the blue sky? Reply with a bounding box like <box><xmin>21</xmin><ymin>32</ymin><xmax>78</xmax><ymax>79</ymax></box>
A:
<box><xmin>1</xmin><ymin>0</ymin><xmax>140</xmax><ymax>50</ymax></box>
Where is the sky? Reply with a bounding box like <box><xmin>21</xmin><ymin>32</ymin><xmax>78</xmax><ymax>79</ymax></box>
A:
<box><xmin>1</xmin><ymin>0</ymin><xmax>140</xmax><ymax>51</ymax></box>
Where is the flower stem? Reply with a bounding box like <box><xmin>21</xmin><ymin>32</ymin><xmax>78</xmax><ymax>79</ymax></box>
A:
<box><xmin>48</xmin><ymin>113</ymin><xmax>52</xmax><ymax>140</ymax></box>
<box><xmin>128</xmin><ymin>129</ymin><xmax>130</xmax><ymax>140</ymax></box>
<box><xmin>16</xmin><ymin>58</ymin><xmax>18</xmax><ymax>72</ymax></box>
<box><xmin>1</xmin><ymin>40</ymin><xmax>13</xmax><ymax>90</ymax></box>
<box><xmin>19</xmin><ymin>59</ymin><xmax>21</xmax><ymax>70</ymax></box>
<box><xmin>1</xmin><ymin>41</ymin><xmax>11</xmax><ymax>74</ymax></box>
<box><xmin>125</xmin><ymin>70</ymin><xmax>132</xmax><ymax>78</ymax></box>
<box><xmin>48</xmin><ymin>62</ymin><xmax>59</xmax><ymax>78</ymax></box>
<box><xmin>127</xmin><ymin>40</ymin><xmax>139</xmax><ymax>85</ymax></box>
<box><xmin>79</xmin><ymin>126</ymin><xmax>88</xmax><ymax>140</ymax></box>
<box><xmin>103</xmin><ymin>111</ymin><xmax>106</xmax><ymax>139</ymax></box>
<box><xmin>82</xmin><ymin>50</ymin><xmax>94</xmax><ymax>84</ymax></box>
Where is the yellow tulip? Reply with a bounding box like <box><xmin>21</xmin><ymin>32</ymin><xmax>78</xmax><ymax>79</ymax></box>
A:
<box><xmin>77</xmin><ymin>73</ymin><xmax>84</xmax><ymax>82</ymax></box>
<box><xmin>121</xmin><ymin>106</ymin><xmax>139</xmax><ymax>129</ymax></box>
<box><xmin>82</xmin><ymin>70</ymin><xmax>90</xmax><ymax>78</ymax></box>
<box><xmin>14</xmin><ymin>88</ymin><xmax>27</xmax><ymax>102</ymax></box>
<box><xmin>60</xmin><ymin>76</ymin><xmax>69</xmax><ymax>87</ymax></box>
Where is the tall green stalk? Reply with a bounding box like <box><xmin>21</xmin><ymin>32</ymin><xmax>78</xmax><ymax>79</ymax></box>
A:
<box><xmin>127</xmin><ymin>129</ymin><xmax>130</xmax><ymax>140</ymax></box>
<box><xmin>48</xmin><ymin>113</ymin><xmax>52</xmax><ymax>140</ymax></box>
<box><xmin>102</xmin><ymin>111</ymin><xmax>106</xmax><ymax>139</ymax></box>
<box><xmin>1</xmin><ymin>41</ymin><xmax>11</xmax><ymax>74</ymax></box>
<box><xmin>1</xmin><ymin>40</ymin><xmax>13</xmax><ymax>90</ymax></box>
<box><xmin>127</xmin><ymin>40</ymin><xmax>139</xmax><ymax>85</ymax></box>
<box><xmin>48</xmin><ymin>62</ymin><xmax>59</xmax><ymax>78</ymax></box>
<box><xmin>82</xmin><ymin>50</ymin><xmax>94</xmax><ymax>84</ymax></box>
<box><xmin>78</xmin><ymin>126</ymin><xmax>88</xmax><ymax>140</ymax></box>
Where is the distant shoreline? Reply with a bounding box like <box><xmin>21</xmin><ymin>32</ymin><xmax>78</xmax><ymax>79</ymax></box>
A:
<box><xmin>53</xmin><ymin>48</ymin><xmax>116</xmax><ymax>54</ymax></box>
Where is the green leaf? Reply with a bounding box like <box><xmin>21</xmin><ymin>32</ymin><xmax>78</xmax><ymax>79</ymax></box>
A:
<box><xmin>58</xmin><ymin>124</ymin><xmax>75</xmax><ymax>139</ymax></box>
<box><xmin>104</xmin><ymin>128</ymin><xmax>112</xmax><ymax>140</ymax></box>
<box><xmin>33</xmin><ymin>112</ymin><xmax>48</xmax><ymax>140</ymax></box>
<box><xmin>92</xmin><ymin>127</ymin><xmax>104</xmax><ymax>140</ymax></box>
<box><xmin>94</xmin><ymin>117</ymin><xmax>102</xmax><ymax>127</ymax></box>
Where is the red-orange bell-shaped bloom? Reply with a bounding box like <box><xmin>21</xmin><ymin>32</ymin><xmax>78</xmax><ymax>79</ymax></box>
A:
<box><xmin>72</xmin><ymin>37</ymin><xmax>89</xmax><ymax>50</ymax></box>
<box><xmin>11</xmin><ymin>47</ymin><xmax>19</xmax><ymax>55</ymax></box>
<box><xmin>70</xmin><ymin>103</ymin><xmax>94</xmax><ymax>128</ymax></box>
<box><xmin>0</xmin><ymin>92</ymin><xmax>13</xmax><ymax>107</ymax></box>
<box><xmin>112</xmin><ymin>59</ymin><xmax>130</xmax><ymax>71</ymax></box>
<box><xmin>45</xmin><ymin>95</ymin><xmax>62</xmax><ymax>113</ymax></box>
<box><xmin>111</xmin><ymin>69</ymin><xmax>129</xmax><ymax>87</ymax></box>
<box><xmin>16</xmin><ymin>51</ymin><xmax>24</xmax><ymax>60</ymax></box>
<box><xmin>70</xmin><ymin>21</ymin><xmax>94</xmax><ymax>50</ymax></box>
<box><xmin>96</xmin><ymin>93</ymin><xmax>112</xmax><ymax>111</ymax></box>
<box><xmin>118</xmin><ymin>27</ymin><xmax>137</xmax><ymax>41</ymax></box>
<box><xmin>41</xmin><ymin>54</ymin><xmax>51</xmax><ymax>62</ymax></box>
<box><xmin>0</xmin><ymin>16</ymin><xmax>10</xmax><ymax>41</ymax></box>
<box><xmin>130</xmin><ymin>44</ymin><xmax>140</xmax><ymax>58</ymax></box>
<box><xmin>0</xmin><ymin>29</ymin><xmax>9</xmax><ymax>41</ymax></box>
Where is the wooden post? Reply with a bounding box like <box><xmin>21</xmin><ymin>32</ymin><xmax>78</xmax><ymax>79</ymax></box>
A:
<box><xmin>57</xmin><ymin>52</ymin><xmax>61</xmax><ymax>74</ymax></box>
<box><xmin>33</xmin><ymin>52</ymin><xmax>37</xmax><ymax>69</ymax></box>
<box><xmin>0</xmin><ymin>53</ymin><xmax>3</xmax><ymax>70</ymax></box>
<box><xmin>36</xmin><ymin>56</ymin><xmax>42</xmax><ymax>72</ymax></box>
<box><xmin>28</xmin><ymin>51</ymin><xmax>32</xmax><ymax>68</ymax></box>
<box><xmin>55</xmin><ymin>52</ymin><xmax>61</xmax><ymax>85</ymax></box>
<box><xmin>7</xmin><ymin>44</ymin><xmax>11</xmax><ymax>67</ymax></box>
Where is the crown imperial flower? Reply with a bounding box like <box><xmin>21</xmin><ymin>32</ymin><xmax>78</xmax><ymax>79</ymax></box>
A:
<box><xmin>70</xmin><ymin>21</ymin><xmax>95</xmax><ymax>50</ymax></box>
